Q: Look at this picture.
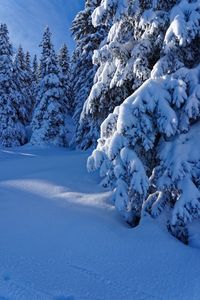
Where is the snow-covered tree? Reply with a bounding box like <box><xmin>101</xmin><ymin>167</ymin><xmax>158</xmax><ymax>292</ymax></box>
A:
<box><xmin>76</xmin><ymin>0</ymin><xmax>176</xmax><ymax>149</ymax></box>
<box><xmin>25</xmin><ymin>51</ymin><xmax>36</xmax><ymax>118</ymax></box>
<box><xmin>30</xmin><ymin>27</ymin><xmax>67</xmax><ymax>146</ymax></box>
<box><xmin>58</xmin><ymin>43</ymin><xmax>72</xmax><ymax>114</ymax></box>
<box><xmin>25</xmin><ymin>51</ymin><xmax>31</xmax><ymax>68</ymax></box>
<box><xmin>71</xmin><ymin>0</ymin><xmax>106</xmax><ymax>146</ymax></box>
<box><xmin>0</xmin><ymin>24</ymin><xmax>26</xmax><ymax>147</ymax></box>
<box><xmin>32</xmin><ymin>54</ymin><xmax>40</xmax><ymax>112</ymax></box>
<box><xmin>32</xmin><ymin>54</ymin><xmax>39</xmax><ymax>84</ymax></box>
<box><xmin>88</xmin><ymin>0</ymin><xmax>200</xmax><ymax>243</ymax></box>
<box><xmin>13</xmin><ymin>46</ymin><xmax>35</xmax><ymax>125</ymax></box>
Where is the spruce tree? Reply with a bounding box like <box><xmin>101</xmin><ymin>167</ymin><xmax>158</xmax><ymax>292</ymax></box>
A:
<box><xmin>32</xmin><ymin>54</ymin><xmax>39</xmax><ymax>110</ymax></box>
<box><xmin>30</xmin><ymin>27</ymin><xmax>67</xmax><ymax>146</ymax></box>
<box><xmin>0</xmin><ymin>24</ymin><xmax>26</xmax><ymax>147</ymax></box>
<box><xmin>71</xmin><ymin>0</ymin><xmax>106</xmax><ymax>147</ymax></box>
<box><xmin>32</xmin><ymin>54</ymin><xmax>39</xmax><ymax>84</ymax></box>
<box><xmin>25</xmin><ymin>51</ymin><xmax>35</xmax><ymax>117</ymax></box>
<box><xmin>58</xmin><ymin>43</ymin><xmax>72</xmax><ymax>114</ymax></box>
<box><xmin>13</xmin><ymin>46</ymin><xmax>34</xmax><ymax>125</ymax></box>
<box><xmin>77</xmin><ymin>0</ymin><xmax>175</xmax><ymax>149</ymax></box>
<box><xmin>88</xmin><ymin>0</ymin><xmax>200</xmax><ymax>243</ymax></box>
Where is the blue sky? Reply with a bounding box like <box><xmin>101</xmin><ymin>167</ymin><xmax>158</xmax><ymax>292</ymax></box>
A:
<box><xmin>0</xmin><ymin>0</ymin><xmax>84</xmax><ymax>56</ymax></box>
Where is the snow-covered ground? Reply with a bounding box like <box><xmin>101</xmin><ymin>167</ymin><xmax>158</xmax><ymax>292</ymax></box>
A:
<box><xmin>0</xmin><ymin>147</ymin><xmax>200</xmax><ymax>300</ymax></box>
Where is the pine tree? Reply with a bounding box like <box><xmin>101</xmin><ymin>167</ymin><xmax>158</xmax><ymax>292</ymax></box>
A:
<box><xmin>32</xmin><ymin>54</ymin><xmax>39</xmax><ymax>84</ymax></box>
<box><xmin>30</xmin><ymin>27</ymin><xmax>67</xmax><ymax>146</ymax></box>
<box><xmin>25</xmin><ymin>51</ymin><xmax>35</xmax><ymax>116</ymax></box>
<box><xmin>58</xmin><ymin>43</ymin><xmax>72</xmax><ymax>114</ymax></box>
<box><xmin>77</xmin><ymin>0</ymin><xmax>176</xmax><ymax>149</ymax></box>
<box><xmin>13</xmin><ymin>45</ymin><xmax>28</xmax><ymax>124</ymax></box>
<box><xmin>13</xmin><ymin>46</ymin><xmax>34</xmax><ymax>125</ymax></box>
<box><xmin>0</xmin><ymin>24</ymin><xmax>26</xmax><ymax>147</ymax></box>
<box><xmin>32</xmin><ymin>54</ymin><xmax>39</xmax><ymax>111</ymax></box>
<box><xmin>88</xmin><ymin>0</ymin><xmax>200</xmax><ymax>243</ymax></box>
<box><xmin>71</xmin><ymin>0</ymin><xmax>106</xmax><ymax>147</ymax></box>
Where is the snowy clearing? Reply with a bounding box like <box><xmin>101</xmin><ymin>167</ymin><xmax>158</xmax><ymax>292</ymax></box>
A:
<box><xmin>0</xmin><ymin>147</ymin><xmax>200</xmax><ymax>300</ymax></box>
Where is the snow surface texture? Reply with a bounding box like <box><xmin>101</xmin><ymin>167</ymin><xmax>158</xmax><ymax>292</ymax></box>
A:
<box><xmin>0</xmin><ymin>147</ymin><xmax>200</xmax><ymax>299</ymax></box>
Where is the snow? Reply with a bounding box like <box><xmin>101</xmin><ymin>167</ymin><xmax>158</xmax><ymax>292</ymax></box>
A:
<box><xmin>0</xmin><ymin>146</ymin><xmax>200</xmax><ymax>299</ymax></box>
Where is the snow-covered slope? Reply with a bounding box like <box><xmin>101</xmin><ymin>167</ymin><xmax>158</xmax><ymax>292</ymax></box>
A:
<box><xmin>0</xmin><ymin>147</ymin><xmax>199</xmax><ymax>300</ymax></box>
